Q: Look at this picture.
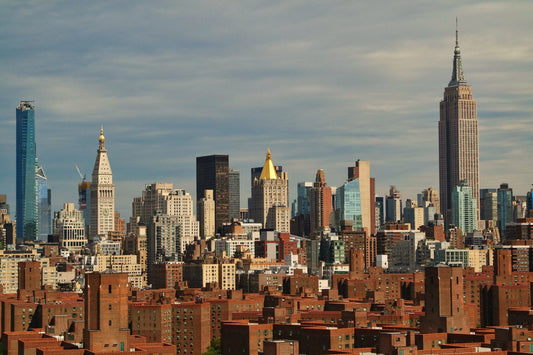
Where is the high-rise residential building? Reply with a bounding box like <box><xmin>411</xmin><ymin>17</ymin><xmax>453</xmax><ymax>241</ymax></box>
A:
<box><xmin>90</xmin><ymin>128</ymin><xmax>115</xmax><ymax>240</ymax></box>
<box><xmin>421</xmin><ymin>187</ymin><xmax>440</xmax><ymax>214</ymax></box>
<box><xmin>228</xmin><ymin>168</ymin><xmax>240</xmax><ymax>220</ymax></box>
<box><xmin>451</xmin><ymin>180</ymin><xmax>477</xmax><ymax>233</ymax></box>
<box><xmin>375</xmin><ymin>196</ymin><xmax>384</xmax><ymax>230</ymax></box>
<box><xmin>348</xmin><ymin>160</ymin><xmax>375</xmax><ymax>235</ymax></box>
<box><xmin>36</xmin><ymin>165</ymin><xmax>51</xmax><ymax>241</ymax></box>
<box><xmin>196</xmin><ymin>155</ymin><xmax>229</xmax><ymax>231</ymax></box>
<box><xmin>497</xmin><ymin>183</ymin><xmax>513</xmax><ymax>232</ymax></box>
<box><xmin>385</xmin><ymin>186</ymin><xmax>402</xmax><ymax>223</ymax></box>
<box><xmin>132</xmin><ymin>183</ymin><xmax>199</xmax><ymax>282</ymax></box>
<box><xmin>198</xmin><ymin>189</ymin><xmax>215</xmax><ymax>238</ymax></box>
<box><xmin>250</xmin><ymin>149</ymin><xmax>289</xmax><ymax>232</ymax></box>
<box><xmin>480</xmin><ymin>188</ymin><xmax>498</xmax><ymax>222</ymax></box>
<box><xmin>403</xmin><ymin>199</ymin><xmax>424</xmax><ymax>230</ymax></box>
<box><xmin>439</xmin><ymin>23</ymin><xmax>479</xmax><ymax>224</ymax></box>
<box><xmin>53</xmin><ymin>203</ymin><xmax>87</xmax><ymax>253</ymax></box>
<box><xmin>16</xmin><ymin>101</ymin><xmax>38</xmax><ymax>241</ymax></box>
<box><xmin>309</xmin><ymin>169</ymin><xmax>332</xmax><ymax>235</ymax></box>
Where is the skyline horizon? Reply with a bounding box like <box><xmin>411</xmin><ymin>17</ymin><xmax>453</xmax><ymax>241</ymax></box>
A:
<box><xmin>1</xmin><ymin>1</ymin><xmax>532</xmax><ymax>221</ymax></box>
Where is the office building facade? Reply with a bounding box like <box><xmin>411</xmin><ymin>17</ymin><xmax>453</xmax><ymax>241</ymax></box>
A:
<box><xmin>196</xmin><ymin>155</ymin><xmax>229</xmax><ymax>231</ymax></box>
<box><xmin>228</xmin><ymin>168</ymin><xmax>240</xmax><ymax>220</ymax></box>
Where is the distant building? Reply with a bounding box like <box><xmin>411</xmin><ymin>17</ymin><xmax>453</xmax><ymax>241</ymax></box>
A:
<box><xmin>228</xmin><ymin>168</ymin><xmax>240</xmax><ymax>221</ymax></box>
<box><xmin>53</xmin><ymin>203</ymin><xmax>87</xmax><ymax>253</ymax></box>
<box><xmin>421</xmin><ymin>187</ymin><xmax>440</xmax><ymax>214</ymax></box>
<box><xmin>250</xmin><ymin>149</ymin><xmax>289</xmax><ymax>232</ymax></box>
<box><xmin>309</xmin><ymin>169</ymin><xmax>332</xmax><ymax>235</ymax></box>
<box><xmin>89</xmin><ymin>128</ymin><xmax>115</xmax><ymax>240</ymax></box>
<box><xmin>16</xmin><ymin>101</ymin><xmax>38</xmax><ymax>241</ymax></box>
<box><xmin>439</xmin><ymin>25</ymin><xmax>479</xmax><ymax>224</ymax></box>
<box><xmin>451</xmin><ymin>180</ymin><xmax>477</xmax><ymax>233</ymax></box>
<box><xmin>497</xmin><ymin>183</ymin><xmax>513</xmax><ymax>232</ymax></box>
<box><xmin>36</xmin><ymin>165</ymin><xmax>51</xmax><ymax>241</ymax></box>
<box><xmin>385</xmin><ymin>186</ymin><xmax>402</xmax><ymax>223</ymax></box>
<box><xmin>196</xmin><ymin>154</ymin><xmax>229</xmax><ymax>231</ymax></box>
<box><xmin>404</xmin><ymin>199</ymin><xmax>424</xmax><ymax>230</ymax></box>
<box><xmin>198</xmin><ymin>189</ymin><xmax>215</xmax><ymax>238</ymax></box>
<box><xmin>480</xmin><ymin>188</ymin><xmax>497</xmax><ymax>222</ymax></box>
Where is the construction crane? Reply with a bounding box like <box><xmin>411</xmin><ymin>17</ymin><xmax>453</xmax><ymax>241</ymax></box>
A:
<box><xmin>74</xmin><ymin>163</ymin><xmax>86</xmax><ymax>182</ymax></box>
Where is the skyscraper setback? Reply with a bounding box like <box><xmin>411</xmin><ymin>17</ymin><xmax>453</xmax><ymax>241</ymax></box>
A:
<box><xmin>16</xmin><ymin>101</ymin><xmax>38</xmax><ymax>241</ymax></box>
<box><xmin>439</xmin><ymin>23</ymin><xmax>479</xmax><ymax>224</ymax></box>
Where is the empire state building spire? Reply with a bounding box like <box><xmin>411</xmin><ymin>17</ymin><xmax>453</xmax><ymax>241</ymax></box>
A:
<box><xmin>449</xmin><ymin>18</ymin><xmax>467</xmax><ymax>86</ymax></box>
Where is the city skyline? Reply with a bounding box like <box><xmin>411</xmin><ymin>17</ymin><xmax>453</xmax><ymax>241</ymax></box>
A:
<box><xmin>1</xmin><ymin>2</ymin><xmax>532</xmax><ymax>220</ymax></box>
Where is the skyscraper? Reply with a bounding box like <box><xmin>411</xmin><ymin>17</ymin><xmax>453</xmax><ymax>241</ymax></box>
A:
<box><xmin>90</xmin><ymin>128</ymin><xmax>115</xmax><ymax>240</ymax></box>
<box><xmin>451</xmin><ymin>180</ymin><xmax>477</xmax><ymax>233</ymax></box>
<box><xmin>228</xmin><ymin>168</ymin><xmax>240</xmax><ymax>220</ymax></box>
<box><xmin>439</xmin><ymin>22</ymin><xmax>479</xmax><ymax>224</ymax></box>
<box><xmin>348</xmin><ymin>160</ymin><xmax>375</xmax><ymax>235</ymax></box>
<box><xmin>309</xmin><ymin>169</ymin><xmax>332</xmax><ymax>235</ymax></box>
<box><xmin>16</xmin><ymin>101</ymin><xmax>38</xmax><ymax>241</ymax></box>
<box><xmin>198</xmin><ymin>189</ymin><xmax>215</xmax><ymax>238</ymax></box>
<box><xmin>250</xmin><ymin>149</ymin><xmax>289</xmax><ymax>232</ymax></box>
<box><xmin>36</xmin><ymin>165</ymin><xmax>51</xmax><ymax>241</ymax></box>
<box><xmin>196</xmin><ymin>155</ymin><xmax>229</xmax><ymax>231</ymax></box>
<box><xmin>385</xmin><ymin>186</ymin><xmax>402</xmax><ymax>223</ymax></box>
<box><xmin>497</xmin><ymin>183</ymin><xmax>513</xmax><ymax>232</ymax></box>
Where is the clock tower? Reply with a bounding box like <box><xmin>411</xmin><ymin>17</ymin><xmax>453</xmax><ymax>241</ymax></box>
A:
<box><xmin>89</xmin><ymin>127</ymin><xmax>115</xmax><ymax>240</ymax></box>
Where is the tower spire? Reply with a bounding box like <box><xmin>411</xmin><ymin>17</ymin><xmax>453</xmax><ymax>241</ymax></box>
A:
<box><xmin>449</xmin><ymin>18</ymin><xmax>467</xmax><ymax>86</ymax></box>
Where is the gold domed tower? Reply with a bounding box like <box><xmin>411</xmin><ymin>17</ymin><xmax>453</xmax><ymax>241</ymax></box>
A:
<box><xmin>250</xmin><ymin>149</ymin><xmax>289</xmax><ymax>232</ymax></box>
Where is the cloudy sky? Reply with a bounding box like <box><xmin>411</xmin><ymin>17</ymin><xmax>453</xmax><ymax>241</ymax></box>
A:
<box><xmin>1</xmin><ymin>1</ymin><xmax>532</xmax><ymax>219</ymax></box>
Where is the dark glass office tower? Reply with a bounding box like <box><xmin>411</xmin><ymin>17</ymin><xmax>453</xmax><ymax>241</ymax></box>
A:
<box><xmin>196</xmin><ymin>155</ymin><xmax>229</xmax><ymax>231</ymax></box>
<box><xmin>16</xmin><ymin>101</ymin><xmax>38</xmax><ymax>241</ymax></box>
<box><xmin>228</xmin><ymin>168</ymin><xmax>240</xmax><ymax>221</ymax></box>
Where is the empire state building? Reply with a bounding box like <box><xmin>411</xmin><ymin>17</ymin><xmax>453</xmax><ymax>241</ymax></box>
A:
<box><xmin>439</xmin><ymin>23</ymin><xmax>479</xmax><ymax>224</ymax></box>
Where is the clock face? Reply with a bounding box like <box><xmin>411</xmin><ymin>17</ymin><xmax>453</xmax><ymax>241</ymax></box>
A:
<box><xmin>103</xmin><ymin>208</ymin><xmax>109</xmax><ymax>216</ymax></box>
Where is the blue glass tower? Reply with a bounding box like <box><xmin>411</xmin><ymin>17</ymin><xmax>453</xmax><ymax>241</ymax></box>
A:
<box><xmin>336</xmin><ymin>179</ymin><xmax>362</xmax><ymax>231</ymax></box>
<box><xmin>16</xmin><ymin>101</ymin><xmax>38</xmax><ymax>241</ymax></box>
<box><xmin>497</xmin><ymin>183</ymin><xmax>513</xmax><ymax>232</ymax></box>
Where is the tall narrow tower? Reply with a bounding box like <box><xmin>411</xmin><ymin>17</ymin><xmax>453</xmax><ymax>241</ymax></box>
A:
<box><xmin>439</xmin><ymin>21</ymin><xmax>479</xmax><ymax>224</ymax></box>
<box><xmin>90</xmin><ymin>127</ymin><xmax>115</xmax><ymax>240</ymax></box>
<box><xmin>309</xmin><ymin>169</ymin><xmax>332</xmax><ymax>235</ymax></box>
<box><xmin>16</xmin><ymin>101</ymin><xmax>38</xmax><ymax>241</ymax></box>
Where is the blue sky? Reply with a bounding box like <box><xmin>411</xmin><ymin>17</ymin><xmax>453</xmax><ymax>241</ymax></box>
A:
<box><xmin>1</xmin><ymin>1</ymin><xmax>532</xmax><ymax>219</ymax></box>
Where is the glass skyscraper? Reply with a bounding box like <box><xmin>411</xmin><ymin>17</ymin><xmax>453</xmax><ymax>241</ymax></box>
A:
<box><xmin>451</xmin><ymin>180</ymin><xmax>477</xmax><ymax>233</ymax></box>
<box><xmin>16</xmin><ymin>101</ymin><xmax>38</xmax><ymax>241</ymax></box>
<box><xmin>336</xmin><ymin>179</ymin><xmax>362</xmax><ymax>231</ymax></box>
<box><xmin>37</xmin><ymin>165</ymin><xmax>51</xmax><ymax>241</ymax></box>
<box><xmin>497</xmin><ymin>183</ymin><xmax>513</xmax><ymax>232</ymax></box>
